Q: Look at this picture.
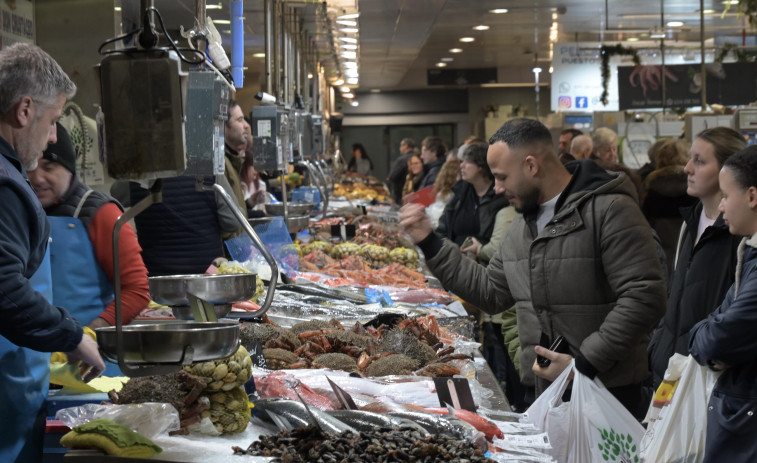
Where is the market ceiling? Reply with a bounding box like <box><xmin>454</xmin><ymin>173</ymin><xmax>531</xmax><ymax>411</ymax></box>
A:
<box><xmin>162</xmin><ymin>0</ymin><xmax>750</xmax><ymax>91</ymax></box>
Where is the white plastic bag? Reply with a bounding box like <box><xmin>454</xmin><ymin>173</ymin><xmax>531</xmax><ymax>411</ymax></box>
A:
<box><xmin>639</xmin><ymin>354</ymin><xmax>721</xmax><ymax>463</ymax></box>
<box><xmin>55</xmin><ymin>402</ymin><xmax>180</xmax><ymax>439</ymax></box>
<box><xmin>525</xmin><ymin>360</ymin><xmax>645</xmax><ymax>463</ymax></box>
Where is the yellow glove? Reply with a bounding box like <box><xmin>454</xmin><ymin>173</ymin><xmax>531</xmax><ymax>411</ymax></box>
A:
<box><xmin>51</xmin><ymin>326</ymin><xmax>97</xmax><ymax>364</ymax></box>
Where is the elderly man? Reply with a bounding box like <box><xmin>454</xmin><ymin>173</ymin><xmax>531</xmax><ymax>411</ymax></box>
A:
<box><xmin>400</xmin><ymin>118</ymin><xmax>665</xmax><ymax>418</ymax></box>
<box><xmin>570</xmin><ymin>134</ymin><xmax>594</xmax><ymax>160</ymax></box>
<box><xmin>0</xmin><ymin>43</ymin><xmax>104</xmax><ymax>462</ymax></box>
<box><xmin>592</xmin><ymin>127</ymin><xmax>620</xmax><ymax>166</ymax></box>
<box><xmin>386</xmin><ymin>137</ymin><xmax>416</xmax><ymax>204</ymax></box>
<box><xmin>28</xmin><ymin>123</ymin><xmax>150</xmax><ymax>332</ymax></box>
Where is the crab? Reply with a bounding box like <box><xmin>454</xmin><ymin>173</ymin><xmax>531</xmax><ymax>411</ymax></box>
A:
<box><xmin>398</xmin><ymin>318</ymin><xmax>440</xmax><ymax>347</ymax></box>
<box><xmin>263</xmin><ymin>348</ymin><xmax>302</xmax><ymax>370</ymax></box>
<box><xmin>415</xmin><ymin>362</ymin><xmax>461</xmax><ymax>378</ymax></box>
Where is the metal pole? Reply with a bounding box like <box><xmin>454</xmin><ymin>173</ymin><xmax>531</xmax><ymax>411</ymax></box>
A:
<box><xmin>264</xmin><ymin>0</ymin><xmax>273</xmax><ymax>94</ymax></box>
<box><xmin>660</xmin><ymin>0</ymin><xmax>666</xmax><ymax>115</ymax></box>
<box><xmin>700</xmin><ymin>0</ymin><xmax>707</xmax><ymax>109</ymax></box>
<box><xmin>273</xmin><ymin>0</ymin><xmax>281</xmax><ymax>100</ymax></box>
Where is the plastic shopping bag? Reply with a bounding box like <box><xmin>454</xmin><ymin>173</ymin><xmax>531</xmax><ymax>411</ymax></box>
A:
<box><xmin>639</xmin><ymin>354</ymin><xmax>721</xmax><ymax>463</ymax></box>
<box><xmin>524</xmin><ymin>360</ymin><xmax>645</xmax><ymax>463</ymax></box>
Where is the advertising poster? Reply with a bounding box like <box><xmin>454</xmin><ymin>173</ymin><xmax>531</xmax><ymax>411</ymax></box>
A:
<box><xmin>0</xmin><ymin>0</ymin><xmax>35</xmax><ymax>49</ymax></box>
<box><xmin>551</xmin><ymin>42</ymin><xmax>621</xmax><ymax>112</ymax></box>
<box><xmin>617</xmin><ymin>62</ymin><xmax>757</xmax><ymax>109</ymax></box>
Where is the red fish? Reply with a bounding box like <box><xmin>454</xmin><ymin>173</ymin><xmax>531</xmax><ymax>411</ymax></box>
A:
<box><xmin>255</xmin><ymin>372</ymin><xmax>338</xmax><ymax>411</ymax></box>
<box><xmin>409</xmin><ymin>405</ymin><xmax>504</xmax><ymax>440</ymax></box>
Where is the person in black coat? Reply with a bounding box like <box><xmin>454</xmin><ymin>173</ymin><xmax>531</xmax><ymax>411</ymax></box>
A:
<box><xmin>649</xmin><ymin>127</ymin><xmax>746</xmax><ymax>387</ymax></box>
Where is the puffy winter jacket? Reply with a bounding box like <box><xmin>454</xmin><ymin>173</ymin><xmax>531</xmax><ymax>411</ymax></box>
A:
<box><xmin>420</xmin><ymin>160</ymin><xmax>666</xmax><ymax>390</ymax></box>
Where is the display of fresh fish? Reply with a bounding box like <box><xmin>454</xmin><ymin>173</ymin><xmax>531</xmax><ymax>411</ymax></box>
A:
<box><xmin>386</xmin><ymin>411</ymin><xmax>487</xmax><ymax>451</ymax></box>
<box><xmin>327</xmin><ymin>410</ymin><xmax>429</xmax><ymax>435</ymax></box>
<box><xmin>254</xmin><ymin>372</ymin><xmax>337</xmax><ymax>411</ymax></box>
<box><xmin>411</xmin><ymin>405</ymin><xmax>504</xmax><ymax>440</ymax></box>
<box><xmin>252</xmin><ymin>399</ymin><xmax>357</xmax><ymax>435</ymax></box>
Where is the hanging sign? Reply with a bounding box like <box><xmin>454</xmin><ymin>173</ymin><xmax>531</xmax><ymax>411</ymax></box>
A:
<box><xmin>0</xmin><ymin>0</ymin><xmax>34</xmax><ymax>48</ymax></box>
<box><xmin>551</xmin><ymin>42</ymin><xmax>620</xmax><ymax>112</ymax></box>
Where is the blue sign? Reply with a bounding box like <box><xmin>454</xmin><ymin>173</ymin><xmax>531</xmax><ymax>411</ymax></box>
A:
<box><xmin>575</xmin><ymin>96</ymin><xmax>588</xmax><ymax>109</ymax></box>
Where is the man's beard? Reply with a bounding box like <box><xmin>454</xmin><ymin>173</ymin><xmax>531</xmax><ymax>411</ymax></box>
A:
<box><xmin>512</xmin><ymin>186</ymin><xmax>540</xmax><ymax>216</ymax></box>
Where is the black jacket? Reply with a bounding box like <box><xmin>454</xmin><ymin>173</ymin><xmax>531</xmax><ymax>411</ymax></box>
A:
<box><xmin>419</xmin><ymin>157</ymin><xmax>445</xmax><ymax>189</ymax></box>
<box><xmin>649</xmin><ymin>201</ymin><xmax>739</xmax><ymax>386</ymax></box>
<box><xmin>435</xmin><ymin>180</ymin><xmax>508</xmax><ymax>247</ymax></box>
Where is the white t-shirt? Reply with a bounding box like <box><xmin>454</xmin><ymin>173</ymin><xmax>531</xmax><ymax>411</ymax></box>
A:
<box><xmin>695</xmin><ymin>208</ymin><xmax>716</xmax><ymax>246</ymax></box>
<box><xmin>536</xmin><ymin>193</ymin><xmax>561</xmax><ymax>234</ymax></box>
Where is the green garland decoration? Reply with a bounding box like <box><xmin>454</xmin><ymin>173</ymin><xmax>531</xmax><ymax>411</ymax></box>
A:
<box><xmin>715</xmin><ymin>42</ymin><xmax>754</xmax><ymax>63</ymax></box>
<box><xmin>600</xmin><ymin>44</ymin><xmax>641</xmax><ymax>105</ymax></box>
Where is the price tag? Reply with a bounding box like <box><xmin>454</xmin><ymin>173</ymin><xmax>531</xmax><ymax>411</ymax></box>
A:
<box><xmin>248</xmin><ymin>341</ymin><xmax>267</xmax><ymax>369</ymax></box>
<box><xmin>326</xmin><ymin>376</ymin><xmax>358</xmax><ymax>410</ymax></box>
<box><xmin>433</xmin><ymin>377</ymin><xmax>476</xmax><ymax>412</ymax></box>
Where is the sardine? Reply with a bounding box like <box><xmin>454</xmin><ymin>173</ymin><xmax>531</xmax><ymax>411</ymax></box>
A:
<box><xmin>328</xmin><ymin>410</ymin><xmax>429</xmax><ymax>435</ymax></box>
<box><xmin>252</xmin><ymin>398</ymin><xmax>357</xmax><ymax>435</ymax></box>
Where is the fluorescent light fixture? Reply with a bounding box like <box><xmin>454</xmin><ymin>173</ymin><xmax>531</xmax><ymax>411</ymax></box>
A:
<box><xmin>342</xmin><ymin>44</ymin><xmax>358</xmax><ymax>50</ymax></box>
<box><xmin>114</xmin><ymin>6</ymin><xmax>121</xmax><ymax>12</ymax></box>
<box><xmin>339</xmin><ymin>37</ymin><xmax>358</xmax><ymax>43</ymax></box>
<box><xmin>337</xmin><ymin>13</ymin><xmax>360</xmax><ymax>19</ymax></box>
<box><xmin>334</xmin><ymin>79</ymin><xmax>345</xmax><ymax>85</ymax></box>
<box><xmin>344</xmin><ymin>61</ymin><xmax>358</xmax><ymax>68</ymax></box>
<box><xmin>341</xmin><ymin>51</ymin><xmax>357</xmax><ymax>59</ymax></box>
<box><xmin>702</xmin><ymin>9</ymin><xmax>716</xmax><ymax>13</ymax></box>
<box><xmin>667</xmin><ymin>21</ymin><xmax>684</xmax><ymax>27</ymax></box>
<box><xmin>440</xmin><ymin>57</ymin><xmax>454</xmax><ymax>62</ymax></box>
<box><xmin>549</xmin><ymin>66</ymin><xmax>554</xmax><ymax>73</ymax></box>
<box><xmin>473</xmin><ymin>25</ymin><xmax>490</xmax><ymax>31</ymax></box>
<box><xmin>449</xmin><ymin>48</ymin><xmax>463</xmax><ymax>53</ymax></box>
<box><xmin>222</xmin><ymin>30</ymin><xmax>231</xmax><ymax>34</ymax></box>
<box><xmin>336</xmin><ymin>20</ymin><xmax>357</xmax><ymax>26</ymax></box>
<box><xmin>532</xmin><ymin>67</ymin><xmax>542</xmax><ymax>73</ymax></box>
<box><xmin>342</xmin><ymin>93</ymin><xmax>354</xmax><ymax>99</ymax></box>
<box><xmin>345</xmin><ymin>69</ymin><xmax>359</xmax><ymax>77</ymax></box>
<box><xmin>206</xmin><ymin>3</ymin><xmax>223</xmax><ymax>9</ymax></box>
<box><xmin>307</xmin><ymin>73</ymin><xmax>313</xmax><ymax>79</ymax></box>
<box><xmin>213</xmin><ymin>19</ymin><xmax>231</xmax><ymax>25</ymax></box>
<box><xmin>490</xmin><ymin>8</ymin><xmax>508</xmax><ymax>14</ymax></box>
<box><xmin>650</xmin><ymin>32</ymin><xmax>666</xmax><ymax>38</ymax></box>
<box><xmin>340</xmin><ymin>28</ymin><xmax>359</xmax><ymax>33</ymax></box>
<box><xmin>253</xmin><ymin>52</ymin><xmax>265</xmax><ymax>58</ymax></box>
<box><xmin>459</xmin><ymin>37</ymin><xmax>475</xmax><ymax>43</ymax></box>
<box><xmin>436</xmin><ymin>62</ymin><xmax>447</xmax><ymax>68</ymax></box>
<box><xmin>722</xmin><ymin>0</ymin><xmax>739</xmax><ymax>4</ymax></box>
<box><xmin>350</xmin><ymin>101</ymin><xmax>359</xmax><ymax>107</ymax></box>
<box><xmin>340</xmin><ymin>86</ymin><xmax>351</xmax><ymax>92</ymax></box>
<box><xmin>626</xmin><ymin>37</ymin><xmax>639</xmax><ymax>42</ymax></box>
<box><xmin>346</xmin><ymin>78</ymin><xmax>359</xmax><ymax>84</ymax></box>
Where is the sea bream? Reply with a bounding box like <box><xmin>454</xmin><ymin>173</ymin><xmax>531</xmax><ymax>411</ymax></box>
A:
<box><xmin>252</xmin><ymin>399</ymin><xmax>357</xmax><ymax>435</ymax></box>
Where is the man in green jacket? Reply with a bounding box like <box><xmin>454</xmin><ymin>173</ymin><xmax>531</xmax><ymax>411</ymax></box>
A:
<box><xmin>400</xmin><ymin>118</ymin><xmax>666</xmax><ymax>418</ymax></box>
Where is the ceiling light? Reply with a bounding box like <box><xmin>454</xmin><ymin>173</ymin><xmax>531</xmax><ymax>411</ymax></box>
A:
<box><xmin>340</xmin><ymin>86</ymin><xmax>351</xmax><ymax>93</ymax></box>
<box><xmin>253</xmin><ymin>52</ymin><xmax>265</xmax><ymax>58</ymax></box>
<box><xmin>650</xmin><ymin>31</ymin><xmax>666</xmax><ymax>38</ymax></box>
<box><xmin>213</xmin><ymin>19</ymin><xmax>231</xmax><ymax>25</ymax></box>
<box><xmin>459</xmin><ymin>37</ymin><xmax>475</xmax><ymax>43</ymax></box>
<box><xmin>114</xmin><ymin>6</ymin><xmax>121</xmax><ymax>11</ymax></box>
<box><xmin>222</xmin><ymin>30</ymin><xmax>231</xmax><ymax>34</ymax></box>
<box><xmin>490</xmin><ymin>8</ymin><xmax>508</xmax><ymax>14</ymax></box>
<box><xmin>473</xmin><ymin>25</ymin><xmax>489</xmax><ymax>31</ymax></box>
<box><xmin>436</xmin><ymin>62</ymin><xmax>447</xmax><ymax>68</ymax></box>
<box><xmin>345</xmin><ymin>69</ymin><xmax>359</xmax><ymax>77</ymax></box>
<box><xmin>206</xmin><ymin>3</ymin><xmax>222</xmax><ymax>9</ymax></box>
<box><xmin>449</xmin><ymin>48</ymin><xmax>463</xmax><ymax>53</ymax></box>
<box><xmin>339</xmin><ymin>37</ymin><xmax>358</xmax><ymax>43</ymax></box>
<box><xmin>626</xmin><ymin>37</ymin><xmax>639</xmax><ymax>42</ymax></box>
<box><xmin>342</xmin><ymin>44</ymin><xmax>358</xmax><ymax>50</ymax></box>
<box><xmin>702</xmin><ymin>9</ymin><xmax>716</xmax><ymax>13</ymax></box>
<box><xmin>341</xmin><ymin>51</ymin><xmax>357</xmax><ymax>59</ymax></box>
<box><xmin>346</xmin><ymin>78</ymin><xmax>359</xmax><ymax>85</ymax></box>
<box><xmin>334</xmin><ymin>79</ymin><xmax>344</xmax><ymax>85</ymax></box>
<box><xmin>722</xmin><ymin>0</ymin><xmax>739</xmax><ymax>4</ymax></box>
<box><xmin>532</xmin><ymin>67</ymin><xmax>542</xmax><ymax>73</ymax></box>
<box><xmin>342</xmin><ymin>93</ymin><xmax>354</xmax><ymax>99</ymax></box>
<box><xmin>340</xmin><ymin>28</ymin><xmax>359</xmax><ymax>33</ymax></box>
<box><xmin>440</xmin><ymin>57</ymin><xmax>454</xmax><ymax>62</ymax></box>
<box><xmin>370</xmin><ymin>89</ymin><xmax>381</xmax><ymax>93</ymax></box>
<box><xmin>667</xmin><ymin>21</ymin><xmax>684</xmax><ymax>27</ymax></box>
<box><xmin>336</xmin><ymin>20</ymin><xmax>357</xmax><ymax>26</ymax></box>
<box><xmin>350</xmin><ymin>101</ymin><xmax>359</xmax><ymax>107</ymax></box>
<box><xmin>307</xmin><ymin>73</ymin><xmax>313</xmax><ymax>79</ymax></box>
<box><xmin>344</xmin><ymin>61</ymin><xmax>358</xmax><ymax>68</ymax></box>
<box><xmin>337</xmin><ymin>13</ymin><xmax>360</xmax><ymax>19</ymax></box>
<box><xmin>549</xmin><ymin>66</ymin><xmax>554</xmax><ymax>73</ymax></box>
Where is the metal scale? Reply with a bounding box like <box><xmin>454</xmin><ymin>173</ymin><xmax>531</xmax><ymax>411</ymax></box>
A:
<box><xmin>94</xmin><ymin>0</ymin><xmax>277</xmax><ymax>377</ymax></box>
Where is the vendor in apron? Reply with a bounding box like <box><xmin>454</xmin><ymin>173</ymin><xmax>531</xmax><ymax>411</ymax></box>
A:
<box><xmin>27</xmin><ymin>123</ymin><xmax>150</xmax><ymax>376</ymax></box>
<box><xmin>0</xmin><ymin>42</ymin><xmax>105</xmax><ymax>463</ymax></box>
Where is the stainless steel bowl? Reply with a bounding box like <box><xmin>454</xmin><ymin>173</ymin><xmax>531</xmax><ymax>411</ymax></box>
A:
<box><xmin>171</xmin><ymin>304</ymin><xmax>232</xmax><ymax>320</ymax></box>
<box><xmin>149</xmin><ymin>273</ymin><xmax>257</xmax><ymax>307</ymax></box>
<box><xmin>96</xmin><ymin>321</ymin><xmax>240</xmax><ymax>364</ymax></box>
<box><xmin>265</xmin><ymin>201</ymin><xmax>315</xmax><ymax>216</ymax></box>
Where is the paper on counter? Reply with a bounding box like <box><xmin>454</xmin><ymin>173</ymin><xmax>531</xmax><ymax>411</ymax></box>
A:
<box><xmin>50</xmin><ymin>362</ymin><xmax>128</xmax><ymax>394</ymax></box>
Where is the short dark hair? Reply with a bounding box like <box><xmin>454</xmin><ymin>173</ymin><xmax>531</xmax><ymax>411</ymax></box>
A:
<box><xmin>560</xmin><ymin>128</ymin><xmax>583</xmax><ymax>138</ymax></box>
<box><xmin>422</xmin><ymin>136</ymin><xmax>447</xmax><ymax>159</ymax></box>
<box><xmin>400</xmin><ymin>138</ymin><xmax>416</xmax><ymax>149</ymax></box>
<box><xmin>489</xmin><ymin>118</ymin><xmax>553</xmax><ymax>150</ymax></box>
<box><xmin>461</xmin><ymin>142</ymin><xmax>493</xmax><ymax>181</ymax></box>
<box><xmin>226</xmin><ymin>99</ymin><xmax>240</xmax><ymax>127</ymax></box>
<box><xmin>723</xmin><ymin>145</ymin><xmax>757</xmax><ymax>190</ymax></box>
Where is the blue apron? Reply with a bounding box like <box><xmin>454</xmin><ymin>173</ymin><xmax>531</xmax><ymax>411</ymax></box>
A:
<box><xmin>49</xmin><ymin>190</ymin><xmax>120</xmax><ymax>375</ymax></box>
<box><xmin>0</xmin><ymin>245</ymin><xmax>53</xmax><ymax>463</ymax></box>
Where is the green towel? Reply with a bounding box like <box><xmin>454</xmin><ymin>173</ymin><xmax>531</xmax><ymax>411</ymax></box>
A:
<box><xmin>61</xmin><ymin>418</ymin><xmax>161</xmax><ymax>458</ymax></box>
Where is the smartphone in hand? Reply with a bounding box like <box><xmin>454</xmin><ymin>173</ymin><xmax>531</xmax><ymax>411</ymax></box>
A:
<box><xmin>536</xmin><ymin>334</ymin><xmax>568</xmax><ymax>368</ymax></box>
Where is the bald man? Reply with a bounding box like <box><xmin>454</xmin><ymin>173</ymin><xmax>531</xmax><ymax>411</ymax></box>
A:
<box><xmin>570</xmin><ymin>134</ymin><xmax>593</xmax><ymax>160</ymax></box>
<box><xmin>400</xmin><ymin>118</ymin><xmax>665</xmax><ymax>418</ymax></box>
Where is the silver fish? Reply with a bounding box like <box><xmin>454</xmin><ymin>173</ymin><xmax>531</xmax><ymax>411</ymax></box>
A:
<box><xmin>328</xmin><ymin>410</ymin><xmax>429</xmax><ymax>435</ymax></box>
<box><xmin>252</xmin><ymin>398</ymin><xmax>357</xmax><ymax>435</ymax></box>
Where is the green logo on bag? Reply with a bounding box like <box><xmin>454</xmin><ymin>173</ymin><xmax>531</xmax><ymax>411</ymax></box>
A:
<box><xmin>597</xmin><ymin>428</ymin><xmax>638</xmax><ymax>462</ymax></box>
